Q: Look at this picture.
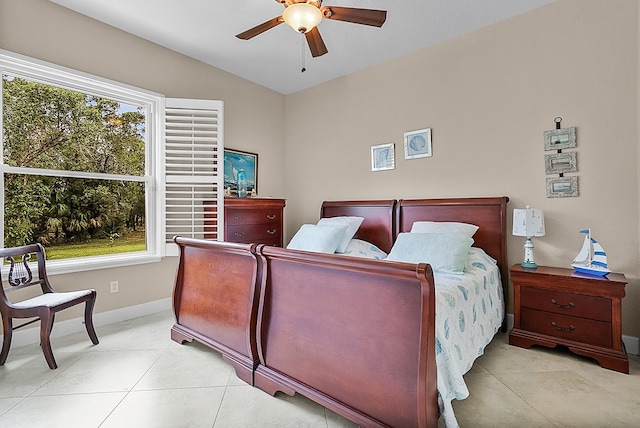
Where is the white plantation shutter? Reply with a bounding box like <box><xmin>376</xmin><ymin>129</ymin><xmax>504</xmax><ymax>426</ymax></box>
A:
<box><xmin>164</xmin><ymin>98</ymin><xmax>223</xmax><ymax>255</ymax></box>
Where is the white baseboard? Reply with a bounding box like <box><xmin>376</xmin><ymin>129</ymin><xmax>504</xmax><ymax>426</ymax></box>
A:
<box><xmin>4</xmin><ymin>298</ymin><xmax>172</xmax><ymax>348</ymax></box>
<box><xmin>622</xmin><ymin>335</ymin><xmax>640</xmax><ymax>355</ymax></box>
<box><xmin>504</xmin><ymin>313</ymin><xmax>639</xmax><ymax>356</ymax></box>
<box><xmin>506</xmin><ymin>313</ymin><xmax>514</xmax><ymax>331</ymax></box>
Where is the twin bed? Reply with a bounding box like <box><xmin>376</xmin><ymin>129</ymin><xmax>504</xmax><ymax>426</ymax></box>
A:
<box><xmin>171</xmin><ymin>196</ymin><xmax>509</xmax><ymax>427</ymax></box>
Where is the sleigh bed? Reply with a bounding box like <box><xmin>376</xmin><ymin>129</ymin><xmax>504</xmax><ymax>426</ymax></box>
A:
<box><xmin>171</xmin><ymin>196</ymin><xmax>509</xmax><ymax>428</ymax></box>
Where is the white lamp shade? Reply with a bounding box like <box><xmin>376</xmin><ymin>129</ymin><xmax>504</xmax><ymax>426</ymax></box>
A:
<box><xmin>282</xmin><ymin>3</ymin><xmax>323</xmax><ymax>33</ymax></box>
<box><xmin>512</xmin><ymin>206</ymin><xmax>545</xmax><ymax>237</ymax></box>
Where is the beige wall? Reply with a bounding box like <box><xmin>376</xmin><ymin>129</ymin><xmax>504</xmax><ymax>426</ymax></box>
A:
<box><xmin>1</xmin><ymin>0</ymin><xmax>639</xmax><ymax>340</ymax></box>
<box><xmin>0</xmin><ymin>0</ymin><xmax>287</xmax><ymax>320</ymax></box>
<box><xmin>285</xmin><ymin>0</ymin><xmax>640</xmax><ymax>338</ymax></box>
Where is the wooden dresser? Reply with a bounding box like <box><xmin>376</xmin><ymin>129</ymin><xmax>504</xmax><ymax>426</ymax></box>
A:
<box><xmin>224</xmin><ymin>198</ymin><xmax>285</xmax><ymax>247</ymax></box>
<box><xmin>509</xmin><ymin>264</ymin><xmax>628</xmax><ymax>373</ymax></box>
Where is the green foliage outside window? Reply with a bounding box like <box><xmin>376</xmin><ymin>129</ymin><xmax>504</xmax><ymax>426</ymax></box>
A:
<box><xmin>2</xmin><ymin>76</ymin><xmax>147</xmax><ymax>256</ymax></box>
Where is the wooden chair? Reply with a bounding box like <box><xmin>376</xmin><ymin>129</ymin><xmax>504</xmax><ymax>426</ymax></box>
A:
<box><xmin>0</xmin><ymin>243</ymin><xmax>99</xmax><ymax>369</ymax></box>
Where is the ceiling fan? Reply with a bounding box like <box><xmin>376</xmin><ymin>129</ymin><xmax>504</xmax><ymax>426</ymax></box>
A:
<box><xmin>236</xmin><ymin>0</ymin><xmax>387</xmax><ymax>58</ymax></box>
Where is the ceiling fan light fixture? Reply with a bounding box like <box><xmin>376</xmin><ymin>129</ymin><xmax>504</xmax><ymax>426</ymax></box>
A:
<box><xmin>282</xmin><ymin>3</ymin><xmax>323</xmax><ymax>33</ymax></box>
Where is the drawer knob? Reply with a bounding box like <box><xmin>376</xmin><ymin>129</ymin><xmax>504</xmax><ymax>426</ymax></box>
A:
<box><xmin>267</xmin><ymin>229</ymin><xmax>276</xmax><ymax>235</ymax></box>
<box><xmin>551</xmin><ymin>321</ymin><xmax>575</xmax><ymax>332</ymax></box>
<box><xmin>234</xmin><ymin>215</ymin><xmax>243</xmax><ymax>221</ymax></box>
<box><xmin>266</xmin><ymin>214</ymin><xmax>276</xmax><ymax>220</ymax></box>
<box><xmin>234</xmin><ymin>232</ymin><xmax>245</xmax><ymax>237</ymax></box>
<box><xmin>551</xmin><ymin>299</ymin><xmax>574</xmax><ymax>309</ymax></box>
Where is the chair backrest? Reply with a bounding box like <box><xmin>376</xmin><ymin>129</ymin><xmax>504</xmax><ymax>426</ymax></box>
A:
<box><xmin>0</xmin><ymin>244</ymin><xmax>51</xmax><ymax>300</ymax></box>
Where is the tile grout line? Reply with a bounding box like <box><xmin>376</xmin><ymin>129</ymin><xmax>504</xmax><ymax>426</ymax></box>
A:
<box><xmin>96</xmin><ymin>327</ymin><xmax>171</xmax><ymax>427</ymax></box>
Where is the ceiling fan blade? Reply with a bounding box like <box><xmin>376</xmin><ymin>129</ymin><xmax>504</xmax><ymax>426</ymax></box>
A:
<box><xmin>236</xmin><ymin>17</ymin><xmax>283</xmax><ymax>40</ymax></box>
<box><xmin>305</xmin><ymin>27</ymin><xmax>328</xmax><ymax>57</ymax></box>
<box><xmin>321</xmin><ymin>6</ymin><xmax>387</xmax><ymax>27</ymax></box>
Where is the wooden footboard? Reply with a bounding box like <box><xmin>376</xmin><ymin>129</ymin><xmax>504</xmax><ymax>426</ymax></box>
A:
<box><xmin>171</xmin><ymin>237</ymin><xmax>263</xmax><ymax>385</ymax></box>
<box><xmin>254</xmin><ymin>245</ymin><xmax>439</xmax><ymax>428</ymax></box>
<box><xmin>169</xmin><ymin>197</ymin><xmax>507</xmax><ymax>427</ymax></box>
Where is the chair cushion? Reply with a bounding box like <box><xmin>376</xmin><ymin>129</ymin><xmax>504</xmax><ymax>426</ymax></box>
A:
<box><xmin>12</xmin><ymin>290</ymin><xmax>94</xmax><ymax>308</ymax></box>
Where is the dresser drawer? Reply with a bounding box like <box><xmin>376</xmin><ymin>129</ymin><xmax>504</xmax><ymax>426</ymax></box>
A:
<box><xmin>227</xmin><ymin>225</ymin><xmax>281</xmax><ymax>244</ymax></box>
<box><xmin>226</xmin><ymin>209</ymin><xmax>281</xmax><ymax>226</ymax></box>
<box><xmin>520</xmin><ymin>308</ymin><xmax>612</xmax><ymax>348</ymax></box>
<box><xmin>223</xmin><ymin>198</ymin><xmax>285</xmax><ymax>247</ymax></box>
<box><xmin>520</xmin><ymin>287</ymin><xmax>611</xmax><ymax>322</ymax></box>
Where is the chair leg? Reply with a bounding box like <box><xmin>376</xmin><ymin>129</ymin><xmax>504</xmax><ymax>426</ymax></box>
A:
<box><xmin>0</xmin><ymin>315</ymin><xmax>13</xmax><ymax>366</ymax></box>
<box><xmin>84</xmin><ymin>294</ymin><xmax>99</xmax><ymax>345</ymax></box>
<box><xmin>39</xmin><ymin>312</ymin><xmax>57</xmax><ymax>369</ymax></box>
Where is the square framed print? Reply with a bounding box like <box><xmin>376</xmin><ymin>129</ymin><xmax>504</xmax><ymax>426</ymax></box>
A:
<box><xmin>404</xmin><ymin>128</ymin><xmax>432</xmax><ymax>159</ymax></box>
<box><xmin>224</xmin><ymin>148</ymin><xmax>258</xmax><ymax>196</ymax></box>
<box><xmin>546</xmin><ymin>176</ymin><xmax>578</xmax><ymax>198</ymax></box>
<box><xmin>545</xmin><ymin>151</ymin><xmax>577</xmax><ymax>175</ymax></box>
<box><xmin>371</xmin><ymin>143</ymin><xmax>395</xmax><ymax>171</ymax></box>
<box><xmin>544</xmin><ymin>127</ymin><xmax>576</xmax><ymax>151</ymax></box>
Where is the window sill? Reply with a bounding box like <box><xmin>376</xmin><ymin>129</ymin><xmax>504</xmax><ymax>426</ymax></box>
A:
<box><xmin>45</xmin><ymin>252</ymin><xmax>163</xmax><ymax>276</ymax></box>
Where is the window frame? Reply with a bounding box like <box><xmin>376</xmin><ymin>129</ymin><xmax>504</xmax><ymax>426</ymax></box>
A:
<box><xmin>0</xmin><ymin>49</ymin><xmax>165</xmax><ymax>274</ymax></box>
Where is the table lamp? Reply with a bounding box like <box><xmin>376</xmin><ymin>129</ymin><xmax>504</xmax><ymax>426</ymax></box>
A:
<box><xmin>512</xmin><ymin>205</ymin><xmax>545</xmax><ymax>268</ymax></box>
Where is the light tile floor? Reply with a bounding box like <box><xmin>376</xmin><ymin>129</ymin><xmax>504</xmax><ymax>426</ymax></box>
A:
<box><xmin>0</xmin><ymin>311</ymin><xmax>638</xmax><ymax>427</ymax></box>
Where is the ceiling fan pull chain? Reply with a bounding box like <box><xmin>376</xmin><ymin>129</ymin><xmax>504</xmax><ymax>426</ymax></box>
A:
<box><xmin>301</xmin><ymin>34</ymin><xmax>306</xmax><ymax>73</ymax></box>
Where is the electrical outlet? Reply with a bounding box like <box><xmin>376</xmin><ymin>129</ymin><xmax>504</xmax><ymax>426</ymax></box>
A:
<box><xmin>110</xmin><ymin>280</ymin><xmax>119</xmax><ymax>293</ymax></box>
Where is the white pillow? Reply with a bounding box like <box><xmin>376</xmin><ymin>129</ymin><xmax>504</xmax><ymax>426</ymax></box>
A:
<box><xmin>286</xmin><ymin>224</ymin><xmax>348</xmax><ymax>254</ymax></box>
<box><xmin>386</xmin><ymin>232</ymin><xmax>474</xmax><ymax>274</ymax></box>
<box><xmin>317</xmin><ymin>216</ymin><xmax>364</xmax><ymax>253</ymax></box>
<box><xmin>410</xmin><ymin>221</ymin><xmax>479</xmax><ymax>238</ymax></box>
<box><xmin>340</xmin><ymin>239</ymin><xmax>388</xmax><ymax>260</ymax></box>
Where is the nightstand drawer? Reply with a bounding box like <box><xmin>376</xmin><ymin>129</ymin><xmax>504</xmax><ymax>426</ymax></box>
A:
<box><xmin>520</xmin><ymin>287</ymin><xmax>611</xmax><ymax>322</ymax></box>
<box><xmin>520</xmin><ymin>308</ymin><xmax>612</xmax><ymax>348</ymax></box>
<box><xmin>226</xmin><ymin>209</ymin><xmax>281</xmax><ymax>226</ymax></box>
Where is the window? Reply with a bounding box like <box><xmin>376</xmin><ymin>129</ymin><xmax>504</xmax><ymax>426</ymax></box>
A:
<box><xmin>0</xmin><ymin>50</ymin><xmax>223</xmax><ymax>272</ymax></box>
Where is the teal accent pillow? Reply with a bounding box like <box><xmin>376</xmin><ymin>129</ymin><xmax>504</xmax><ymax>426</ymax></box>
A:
<box><xmin>286</xmin><ymin>224</ymin><xmax>349</xmax><ymax>254</ymax></box>
<box><xmin>386</xmin><ymin>232</ymin><xmax>474</xmax><ymax>274</ymax></box>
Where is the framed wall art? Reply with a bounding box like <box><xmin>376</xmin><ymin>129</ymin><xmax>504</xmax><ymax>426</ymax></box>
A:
<box><xmin>224</xmin><ymin>148</ymin><xmax>258</xmax><ymax>195</ymax></box>
<box><xmin>404</xmin><ymin>128</ymin><xmax>432</xmax><ymax>159</ymax></box>
<box><xmin>371</xmin><ymin>143</ymin><xmax>395</xmax><ymax>171</ymax></box>
<box><xmin>544</xmin><ymin>127</ymin><xmax>576</xmax><ymax>151</ymax></box>
<box><xmin>546</xmin><ymin>176</ymin><xmax>578</xmax><ymax>198</ymax></box>
<box><xmin>545</xmin><ymin>151</ymin><xmax>577</xmax><ymax>175</ymax></box>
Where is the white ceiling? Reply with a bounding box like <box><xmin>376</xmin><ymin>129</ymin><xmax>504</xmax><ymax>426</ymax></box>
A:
<box><xmin>49</xmin><ymin>0</ymin><xmax>556</xmax><ymax>95</ymax></box>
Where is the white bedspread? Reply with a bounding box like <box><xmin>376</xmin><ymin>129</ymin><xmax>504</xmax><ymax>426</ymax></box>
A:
<box><xmin>434</xmin><ymin>248</ymin><xmax>504</xmax><ymax>428</ymax></box>
<box><xmin>343</xmin><ymin>242</ymin><xmax>504</xmax><ymax>426</ymax></box>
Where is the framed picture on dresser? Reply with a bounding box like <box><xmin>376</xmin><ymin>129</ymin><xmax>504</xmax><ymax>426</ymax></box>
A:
<box><xmin>224</xmin><ymin>148</ymin><xmax>258</xmax><ymax>195</ymax></box>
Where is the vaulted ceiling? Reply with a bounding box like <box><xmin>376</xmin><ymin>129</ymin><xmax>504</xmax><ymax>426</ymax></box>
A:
<box><xmin>50</xmin><ymin>0</ymin><xmax>557</xmax><ymax>95</ymax></box>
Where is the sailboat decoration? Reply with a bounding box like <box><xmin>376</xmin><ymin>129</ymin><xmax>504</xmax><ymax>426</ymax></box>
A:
<box><xmin>571</xmin><ymin>229</ymin><xmax>610</xmax><ymax>276</ymax></box>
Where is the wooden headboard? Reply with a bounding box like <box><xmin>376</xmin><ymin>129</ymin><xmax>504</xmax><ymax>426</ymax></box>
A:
<box><xmin>320</xmin><ymin>197</ymin><xmax>509</xmax><ymax>266</ymax></box>
<box><xmin>396</xmin><ymin>197</ymin><xmax>510</xmax><ymax>316</ymax></box>
<box><xmin>396</xmin><ymin>197</ymin><xmax>509</xmax><ymax>270</ymax></box>
<box><xmin>320</xmin><ymin>200</ymin><xmax>396</xmax><ymax>253</ymax></box>
<box><xmin>320</xmin><ymin>197</ymin><xmax>509</xmax><ymax>330</ymax></box>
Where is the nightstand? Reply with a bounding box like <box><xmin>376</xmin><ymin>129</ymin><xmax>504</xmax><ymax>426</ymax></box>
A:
<box><xmin>509</xmin><ymin>264</ymin><xmax>628</xmax><ymax>373</ymax></box>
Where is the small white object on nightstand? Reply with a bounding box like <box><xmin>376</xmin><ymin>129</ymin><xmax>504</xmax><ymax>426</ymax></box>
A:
<box><xmin>512</xmin><ymin>205</ymin><xmax>545</xmax><ymax>268</ymax></box>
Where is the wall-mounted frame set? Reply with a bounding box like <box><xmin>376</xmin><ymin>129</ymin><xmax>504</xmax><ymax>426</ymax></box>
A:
<box><xmin>370</xmin><ymin>127</ymin><xmax>432</xmax><ymax>172</ymax></box>
<box><xmin>544</xmin><ymin>118</ymin><xmax>578</xmax><ymax>197</ymax></box>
